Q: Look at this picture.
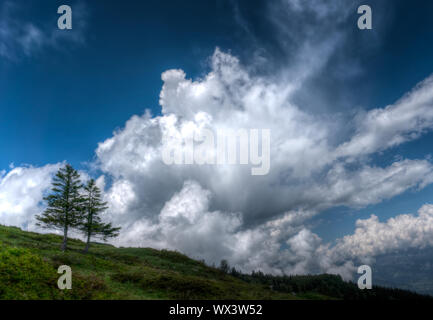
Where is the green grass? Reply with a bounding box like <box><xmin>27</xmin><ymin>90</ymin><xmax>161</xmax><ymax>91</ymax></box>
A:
<box><xmin>0</xmin><ymin>225</ymin><xmax>301</xmax><ymax>300</ymax></box>
<box><xmin>2</xmin><ymin>225</ymin><xmax>430</xmax><ymax>300</ymax></box>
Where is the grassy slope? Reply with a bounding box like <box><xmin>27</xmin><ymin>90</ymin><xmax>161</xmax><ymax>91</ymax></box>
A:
<box><xmin>3</xmin><ymin>225</ymin><xmax>430</xmax><ymax>300</ymax></box>
<box><xmin>1</xmin><ymin>225</ymin><xmax>324</xmax><ymax>300</ymax></box>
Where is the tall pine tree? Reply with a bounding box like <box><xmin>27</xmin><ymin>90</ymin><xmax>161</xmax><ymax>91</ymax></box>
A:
<box><xmin>36</xmin><ymin>164</ymin><xmax>84</xmax><ymax>251</ymax></box>
<box><xmin>80</xmin><ymin>179</ymin><xmax>120</xmax><ymax>253</ymax></box>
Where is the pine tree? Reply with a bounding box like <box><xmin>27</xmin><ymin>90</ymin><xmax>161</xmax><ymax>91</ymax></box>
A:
<box><xmin>80</xmin><ymin>179</ymin><xmax>120</xmax><ymax>253</ymax></box>
<box><xmin>36</xmin><ymin>164</ymin><xmax>84</xmax><ymax>251</ymax></box>
<box><xmin>219</xmin><ymin>259</ymin><xmax>230</xmax><ymax>273</ymax></box>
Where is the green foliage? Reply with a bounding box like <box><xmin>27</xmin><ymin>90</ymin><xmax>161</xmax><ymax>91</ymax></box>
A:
<box><xmin>0</xmin><ymin>245</ymin><xmax>58</xmax><ymax>299</ymax></box>
<box><xmin>100</xmin><ymin>251</ymin><xmax>142</xmax><ymax>265</ymax></box>
<box><xmin>141</xmin><ymin>273</ymin><xmax>224</xmax><ymax>299</ymax></box>
<box><xmin>58</xmin><ymin>273</ymin><xmax>108</xmax><ymax>300</ymax></box>
<box><xmin>0</xmin><ymin>225</ymin><xmax>294</xmax><ymax>300</ymax></box>
<box><xmin>35</xmin><ymin>164</ymin><xmax>85</xmax><ymax>251</ymax></box>
<box><xmin>34</xmin><ymin>167</ymin><xmax>120</xmax><ymax>254</ymax></box>
<box><xmin>111</xmin><ymin>270</ymin><xmax>144</xmax><ymax>284</ymax></box>
<box><xmin>79</xmin><ymin>179</ymin><xmax>120</xmax><ymax>253</ymax></box>
<box><xmin>219</xmin><ymin>259</ymin><xmax>230</xmax><ymax>273</ymax></box>
<box><xmin>0</xmin><ymin>225</ymin><xmax>431</xmax><ymax>300</ymax></box>
<box><xmin>230</xmin><ymin>268</ymin><xmax>433</xmax><ymax>300</ymax></box>
<box><xmin>0</xmin><ymin>241</ymin><xmax>109</xmax><ymax>300</ymax></box>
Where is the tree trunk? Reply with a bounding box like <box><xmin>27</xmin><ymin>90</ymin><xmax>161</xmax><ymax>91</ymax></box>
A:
<box><xmin>62</xmin><ymin>226</ymin><xmax>68</xmax><ymax>252</ymax></box>
<box><xmin>84</xmin><ymin>233</ymin><xmax>91</xmax><ymax>253</ymax></box>
<box><xmin>84</xmin><ymin>211</ymin><xmax>93</xmax><ymax>253</ymax></box>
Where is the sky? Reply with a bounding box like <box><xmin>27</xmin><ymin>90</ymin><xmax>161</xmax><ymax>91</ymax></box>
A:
<box><xmin>2</xmin><ymin>0</ymin><xmax>433</xmax><ymax>283</ymax></box>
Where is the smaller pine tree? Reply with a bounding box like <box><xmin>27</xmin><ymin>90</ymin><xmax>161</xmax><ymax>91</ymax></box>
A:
<box><xmin>36</xmin><ymin>164</ymin><xmax>84</xmax><ymax>251</ymax></box>
<box><xmin>80</xmin><ymin>179</ymin><xmax>120</xmax><ymax>252</ymax></box>
<box><xmin>219</xmin><ymin>259</ymin><xmax>230</xmax><ymax>273</ymax></box>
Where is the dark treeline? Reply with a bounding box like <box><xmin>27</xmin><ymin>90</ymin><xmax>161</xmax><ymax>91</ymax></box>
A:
<box><xmin>220</xmin><ymin>260</ymin><xmax>432</xmax><ymax>300</ymax></box>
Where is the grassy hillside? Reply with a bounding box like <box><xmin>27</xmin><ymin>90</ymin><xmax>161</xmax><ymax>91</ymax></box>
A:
<box><xmin>0</xmin><ymin>224</ymin><xmax>430</xmax><ymax>300</ymax></box>
<box><xmin>0</xmin><ymin>225</ymin><xmax>304</xmax><ymax>300</ymax></box>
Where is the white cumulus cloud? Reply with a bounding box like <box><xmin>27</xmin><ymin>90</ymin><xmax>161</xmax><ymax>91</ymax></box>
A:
<box><xmin>0</xmin><ymin>163</ymin><xmax>61</xmax><ymax>229</ymax></box>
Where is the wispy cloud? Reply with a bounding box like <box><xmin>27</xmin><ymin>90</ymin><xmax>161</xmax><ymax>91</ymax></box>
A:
<box><xmin>0</xmin><ymin>1</ymin><xmax>88</xmax><ymax>61</ymax></box>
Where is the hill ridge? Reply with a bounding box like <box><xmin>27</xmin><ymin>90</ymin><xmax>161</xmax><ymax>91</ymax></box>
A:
<box><xmin>0</xmin><ymin>224</ymin><xmax>430</xmax><ymax>300</ymax></box>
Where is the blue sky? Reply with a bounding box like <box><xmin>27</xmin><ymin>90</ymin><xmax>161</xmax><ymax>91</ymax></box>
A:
<box><xmin>2</xmin><ymin>0</ymin><xmax>433</xmax><ymax>280</ymax></box>
<box><xmin>1</xmin><ymin>0</ymin><xmax>234</xmax><ymax>169</ymax></box>
<box><xmin>2</xmin><ymin>0</ymin><xmax>433</xmax><ymax>171</ymax></box>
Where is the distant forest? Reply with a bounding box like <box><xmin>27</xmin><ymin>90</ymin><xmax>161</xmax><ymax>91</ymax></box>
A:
<box><xmin>221</xmin><ymin>261</ymin><xmax>433</xmax><ymax>300</ymax></box>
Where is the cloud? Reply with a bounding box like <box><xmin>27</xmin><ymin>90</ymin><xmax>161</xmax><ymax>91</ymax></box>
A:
<box><xmin>0</xmin><ymin>1</ymin><xmax>87</xmax><ymax>60</ymax></box>
<box><xmin>109</xmin><ymin>180</ymin><xmax>339</xmax><ymax>276</ymax></box>
<box><xmin>290</xmin><ymin>203</ymin><xmax>433</xmax><ymax>280</ymax></box>
<box><xmin>91</xmin><ymin>0</ymin><xmax>433</xmax><ymax>277</ymax></box>
<box><xmin>2</xmin><ymin>0</ymin><xmax>433</xmax><ymax>281</ymax></box>
<box><xmin>337</xmin><ymin>76</ymin><xmax>433</xmax><ymax>158</ymax></box>
<box><xmin>333</xmin><ymin>204</ymin><xmax>433</xmax><ymax>259</ymax></box>
<box><xmin>0</xmin><ymin>163</ymin><xmax>61</xmax><ymax>229</ymax></box>
<box><xmin>116</xmin><ymin>180</ymin><xmax>243</xmax><ymax>262</ymax></box>
<box><xmin>97</xmin><ymin>48</ymin><xmax>433</xmax><ymax>231</ymax></box>
<box><xmin>311</xmin><ymin>159</ymin><xmax>433</xmax><ymax>209</ymax></box>
<box><xmin>109</xmin><ymin>179</ymin><xmax>361</xmax><ymax>279</ymax></box>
